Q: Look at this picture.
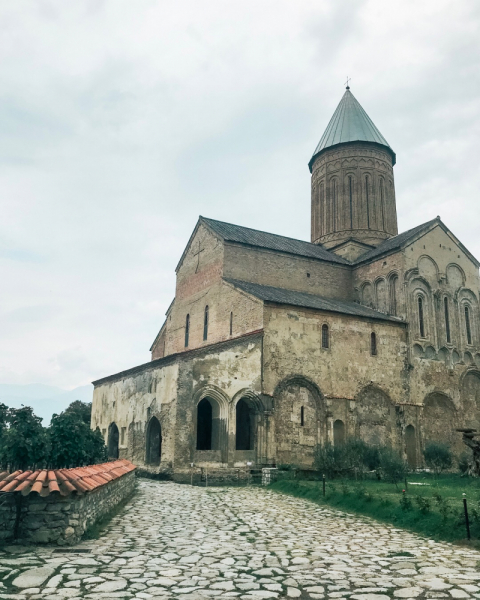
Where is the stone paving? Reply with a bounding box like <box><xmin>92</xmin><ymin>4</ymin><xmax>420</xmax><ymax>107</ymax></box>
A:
<box><xmin>2</xmin><ymin>481</ymin><xmax>480</xmax><ymax>599</ymax></box>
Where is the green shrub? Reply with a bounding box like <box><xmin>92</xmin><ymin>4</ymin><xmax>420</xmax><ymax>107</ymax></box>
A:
<box><xmin>378</xmin><ymin>447</ymin><xmax>408</xmax><ymax>484</ymax></box>
<box><xmin>424</xmin><ymin>442</ymin><xmax>453</xmax><ymax>475</ymax></box>
<box><xmin>458</xmin><ymin>451</ymin><xmax>471</xmax><ymax>476</ymax></box>
<box><xmin>400</xmin><ymin>493</ymin><xmax>413</xmax><ymax>511</ymax></box>
<box><xmin>415</xmin><ymin>495</ymin><xmax>431</xmax><ymax>514</ymax></box>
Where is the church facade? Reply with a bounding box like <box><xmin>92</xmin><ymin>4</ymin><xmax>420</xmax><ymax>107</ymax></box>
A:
<box><xmin>91</xmin><ymin>87</ymin><xmax>480</xmax><ymax>478</ymax></box>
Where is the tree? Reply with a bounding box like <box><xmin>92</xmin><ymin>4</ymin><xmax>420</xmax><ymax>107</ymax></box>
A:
<box><xmin>424</xmin><ymin>442</ymin><xmax>453</xmax><ymax>476</ymax></box>
<box><xmin>0</xmin><ymin>406</ymin><xmax>49</xmax><ymax>471</ymax></box>
<box><xmin>48</xmin><ymin>401</ymin><xmax>107</xmax><ymax>469</ymax></box>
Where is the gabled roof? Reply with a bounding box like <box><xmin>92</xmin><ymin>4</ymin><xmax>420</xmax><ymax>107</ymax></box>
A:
<box><xmin>353</xmin><ymin>218</ymin><xmax>480</xmax><ymax>267</ymax></box>
<box><xmin>225</xmin><ymin>278</ymin><xmax>403</xmax><ymax>323</ymax></box>
<box><xmin>309</xmin><ymin>88</ymin><xmax>395</xmax><ymax>171</ymax></box>
<box><xmin>201</xmin><ymin>217</ymin><xmax>349</xmax><ymax>265</ymax></box>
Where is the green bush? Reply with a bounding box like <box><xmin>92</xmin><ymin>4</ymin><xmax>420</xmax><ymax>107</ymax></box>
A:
<box><xmin>378</xmin><ymin>447</ymin><xmax>408</xmax><ymax>484</ymax></box>
<box><xmin>458</xmin><ymin>451</ymin><xmax>471</xmax><ymax>476</ymax></box>
<box><xmin>424</xmin><ymin>442</ymin><xmax>453</xmax><ymax>475</ymax></box>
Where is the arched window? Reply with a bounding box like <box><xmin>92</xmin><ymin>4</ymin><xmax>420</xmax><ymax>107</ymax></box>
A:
<box><xmin>185</xmin><ymin>314</ymin><xmax>190</xmax><ymax>347</ymax></box>
<box><xmin>389</xmin><ymin>275</ymin><xmax>398</xmax><ymax>316</ymax></box>
<box><xmin>203</xmin><ymin>305</ymin><xmax>209</xmax><ymax>341</ymax></box>
<box><xmin>300</xmin><ymin>406</ymin><xmax>305</xmax><ymax>427</ymax></box>
<box><xmin>321</xmin><ymin>324</ymin><xmax>329</xmax><ymax>349</ymax></box>
<box><xmin>370</xmin><ymin>332</ymin><xmax>377</xmax><ymax>356</ymax></box>
<box><xmin>418</xmin><ymin>296</ymin><xmax>425</xmax><ymax>338</ymax></box>
<box><xmin>333</xmin><ymin>420</ymin><xmax>345</xmax><ymax>446</ymax></box>
<box><xmin>379</xmin><ymin>178</ymin><xmax>386</xmax><ymax>230</ymax></box>
<box><xmin>444</xmin><ymin>298</ymin><xmax>451</xmax><ymax>344</ymax></box>
<box><xmin>196</xmin><ymin>398</ymin><xmax>213</xmax><ymax>450</ymax></box>
<box><xmin>331</xmin><ymin>179</ymin><xmax>337</xmax><ymax>232</ymax></box>
<box><xmin>146</xmin><ymin>417</ymin><xmax>162</xmax><ymax>465</ymax></box>
<box><xmin>465</xmin><ymin>305</ymin><xmax>473</xmax><ymax>345</ymax></box>
<box><xmin>108</xmin><ymin>423</ymin><xmax>119</xmax><ymax>459</ymax></box>
<box><xmin>365</xmin><ymin>175</ymin><xmax>370</xmax><ymax>228</ymax></box>
<box><xmin>229</xmin><ymin>312</ymin><xmax>233</xmax><ymax>336</ymax></box>
<box><xmin>348</xmin><ymin>175</ymin><xmax>354</xmax><ymax>229</ymax></box>
<box><xmin>236</xmin><ymin>399</ymin><xmax>254</xmax><ymax>450</ymax></box>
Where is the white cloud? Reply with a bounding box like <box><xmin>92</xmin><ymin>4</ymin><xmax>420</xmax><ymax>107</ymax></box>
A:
<box><xmin>1</xmin><ymin>0</ymin><xmax>479</xmax><ymax>387</ymax></box>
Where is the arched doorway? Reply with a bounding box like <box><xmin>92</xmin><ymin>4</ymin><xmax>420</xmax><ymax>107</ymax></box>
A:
<box><xmin>333</xmin><ymin>420</ymin><xmax>345</xmax><ymax>446</ymax></box>
<box><xmin>405</xmin><ymin>424</ymin><xmax>416</xmax><ymax>468</ymax></box>
<box><xmin>146</xmin><ymin>417</ymin><xmax>162</xmax><ymax>465</ymax></box>
<box><xmin>197</xmin><ymin>398</ymin><xmax>213</xmax><ymax>450</ymax></box>
<box><xmin>236</xmin><ymin>399</ymin><xmax>255</xmax><ymax>450</ymax></box>
<box><xmin>108</xmin><ymin>423</ymin><xmax>119</xmax><ymax>459</ymax></box>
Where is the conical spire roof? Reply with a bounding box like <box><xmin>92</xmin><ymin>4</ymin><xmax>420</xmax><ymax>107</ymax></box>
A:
<box><xmin>309</xmin><ymin>88</ymin><xmax>395</xmax><ymax>171</ymax></box>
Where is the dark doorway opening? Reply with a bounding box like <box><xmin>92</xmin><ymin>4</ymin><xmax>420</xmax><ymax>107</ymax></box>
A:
<box><xmin>108</xmin><ymin>423</ymin><xmax>119</xmax><ymax>459</ymax></box>
<box><xmin>146</xmin><ymin>417</ymin><xmax>162</xmax><ymax>465</ymax></box>
<box><xmin>405</xmin><ymin>424</ymin><xmax>416</xmax><ymax>468</ymax></box>
<box><xmin>333</xmin><ymin>419</ymin><xmax>345</xmax><ymax>446</ymax></box>
<box><xmin>196</xmin><ymin>398</ymin><xmax>213</xmax><ymax>450</ymax></box>
<box><xmin>236</xmin><ymin>399</ymin><xmax>253</xmax><ymax>450</ymax></box>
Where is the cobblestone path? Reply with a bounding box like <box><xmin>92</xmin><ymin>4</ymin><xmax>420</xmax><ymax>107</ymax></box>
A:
<box><xmin>2</xmin><ymin>481</ymin><xmax>480</xmax><ymax>599</ymax></box>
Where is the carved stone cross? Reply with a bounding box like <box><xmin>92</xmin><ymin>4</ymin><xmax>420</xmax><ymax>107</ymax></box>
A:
<box><xmin>193</xmin><ymin>240</ymin><xmax>205</xmax><ymax>273</ymax></box>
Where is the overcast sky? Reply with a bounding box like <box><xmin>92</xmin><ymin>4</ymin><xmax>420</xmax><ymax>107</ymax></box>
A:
<box><xmin>1</xmin><ymin>0</ymin><xmax>480</xmax><ymax>390</ymax></box>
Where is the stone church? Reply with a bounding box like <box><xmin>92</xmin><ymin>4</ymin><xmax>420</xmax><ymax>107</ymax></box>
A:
<box><xmin>92</xmin><ymin>86</ymin><xmax>480</xmax><ymax>478</ymax></box>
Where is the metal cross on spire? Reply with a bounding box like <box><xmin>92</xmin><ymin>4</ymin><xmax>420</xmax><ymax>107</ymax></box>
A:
<box><xmin>345</xmin><ymin>76</ymin><xmax>351</xmax><ymax>90</ymax></box>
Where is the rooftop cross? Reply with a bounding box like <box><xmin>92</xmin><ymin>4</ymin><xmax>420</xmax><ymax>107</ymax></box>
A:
<box><xmin>345</xmin><ymin>76</ymin><xmax>351</xmax><ymax>90</ymax></box>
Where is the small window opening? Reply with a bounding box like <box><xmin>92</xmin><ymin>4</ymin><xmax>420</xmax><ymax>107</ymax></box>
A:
<box><xmin>185</xmin><ymin>314</ymin><xmax>190</xmax><ymax>347</ymax></box>
<box><xmin>300</xmin><ymin>406</ymin><xmax>305</xmax><ymax>427</ymax></box>
<box><xmin>418</xmin><ymin>296</ymin><xmax>425</xmax><ymax>338</ymax></box>
<box><xmin>365</xmin><ymin>175</ymin><xmax>370</xmax><ymax>228</ymax></box>
<box><xmin>371</xmin><ymin>332</ymin><xmax>377</xmax><ymax>356</ymax></box>
<box><xmin>444</xmin><ymin>298</ymin><xmax>451</xmax><ymax>344</ymax></box>
<box><xmin>349</xmin><ymin>175</ymin><xmax>353</xmax><ymax>229</ymax></box>
<box><xmin>465</xmin><ymin>305</ymin><xmax>472</xmax><ymax>345</ymax></box>
<box><xmin>322</xmin><ymin>324</ymin><xmax>329</xmax><ymax>349</ymax></box>
<box><xmin>229</xmin><ymin>312</ymin><xmax>233</xmax><ymax>336</ymax></box>
<box><xmin>203</xmin><ymin>305</ymin><xmax>209</xmax><ymax>341</ymax></box>
<box><xmin>306</xmin><ymin>272</ymin><xmax>310</xmax><ymax>278</ymax></box>
<box><xmin>120</xmin><ymin>427</ymin><xmax>126</xmax><ymax>446</ymax></box>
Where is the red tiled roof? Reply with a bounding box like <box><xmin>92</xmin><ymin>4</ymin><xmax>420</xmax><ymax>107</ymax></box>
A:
<box><xmin>0</xmin><ymin>459</ymin><xmax>136</xmax><ymax>497</ymax></box>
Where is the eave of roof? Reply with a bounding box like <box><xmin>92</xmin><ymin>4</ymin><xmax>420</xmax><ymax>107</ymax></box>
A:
<box><xmin>225</xmin><ymin>278</ymin><xmax>404</xmax><ymax>323</ymax></box>
<box><xmin>352</xmin><ymin>218</ymin><xmax>480</xmax><ymax>267</ymax></box>
<box><xmin>201</xmin><ymin>216</ymin><xmax>349</xmax><ymax>265</ymax></box>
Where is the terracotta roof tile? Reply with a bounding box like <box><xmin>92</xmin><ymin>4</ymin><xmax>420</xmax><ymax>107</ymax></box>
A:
<box><xmin>0</xmin><ymin>459</ymin><xmax>135</xmax><ymax>497</ymax></box>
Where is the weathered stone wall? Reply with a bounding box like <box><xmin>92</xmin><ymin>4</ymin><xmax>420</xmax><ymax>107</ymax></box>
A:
<box><xmin>223</xmin><ymin>243</ymin><xmax>353</xmax><ymax>301</ymax></box>
<box><xmin>310</xmin><ymin>142</ymin><xmax>398</xmax><ymax>249</ymax></box>
<box><xmin>0</xmin><ymin>470</ymin><xmax>135</xmax><ymax>546</ymax></box>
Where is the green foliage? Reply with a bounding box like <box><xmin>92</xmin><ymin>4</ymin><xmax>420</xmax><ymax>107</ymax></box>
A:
<box><xmin>0</xmin><ymin>406</ymin><xmax>49</xmax><ymax>471</ymax></box>
<box><xmin>314</xmin><ymin>439</ymin><xmax>406</xmax><ymax>482</ymax></box>
<box><xmin>49</xmin><ymin>402</ymin><xmax>107</xmax><ymax>469</ymax></box>
<box><xmin>400</xmin><ymin>492</ymin><xmax>413</xmax><ymax>511</ymax></box>
<box><xmin>0</xmin><ymin>400</ymin><xmax>107</xmax><ymax>471</ymax></box>
<box><xmin>424</xmin><ymin>442</ymin><xmax>453</xmax><ymax>476</ymax></box>
<box><xmin>414</xmin><ymin>495</ymin><xmax>431</xmax><ymax>514</ymax></box>
<box><xmin>378</xmin><ymin>447</ymin><xmax>408</xmax><ymax>484</ymax></box>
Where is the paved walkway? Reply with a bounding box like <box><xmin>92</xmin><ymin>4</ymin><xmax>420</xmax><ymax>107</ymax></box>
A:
<box><xmin>2</xmin><ymin>481</ymin><xmax>480</xmax><ymax>599</ymax></box>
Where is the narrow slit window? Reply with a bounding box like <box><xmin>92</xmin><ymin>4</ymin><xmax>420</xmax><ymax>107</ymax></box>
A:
<box><xmin>300</xmin><ymin>406</ymin><xmax>305</xmax><ymax>427</ymax></box>
<box><xmin>389</xmin><ymin>276</ymin><xmax>397</xmax><ymax>316</ymax></box>
<box><xmin>229</xmin><ymin>312</ymin><xmax>233</xmax><ymax>336</ymax></box>
<box><xmin>185</xmin><ymin>314</ymin><xmax>190</xmax><ymax>347</ymax></box>
<box><xmin>203</xmin><ymin>305</ymin><xmax>209</xmax><ymax>341</ymax></box>
<box><xmin>322</xmin><ymin>324</ymin><xmax>329</xmax><ymax>349</ymax></box>
<box><xmin>371</xmin><ymin>332</ymin><xmax>377</xmax><ymax>356</ymax></box>
<box><xmin>418</xmin><ymin>296</ymin><xmax>425</xmax><ymax>338</ymax></box>
<box><xmin>465</xmin><ymin>305</ymin><xmax>472</xmax><ymax>345</ymax></box>
<box><xmin>444</xmin><ymin>298</ymin><xmax>451</xmax><ymax>344</ymax></box>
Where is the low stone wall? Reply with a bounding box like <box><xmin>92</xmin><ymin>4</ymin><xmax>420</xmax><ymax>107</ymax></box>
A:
<box><xmin>0</xmin><ymin>470</ymin><xmax>136</xmax><ymax>546</ymax></box>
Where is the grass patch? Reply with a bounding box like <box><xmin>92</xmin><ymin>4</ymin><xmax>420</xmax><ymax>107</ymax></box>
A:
<box><xmin>83</xmin><ymin>489</ymin><xmax>136</xmax><ymax>540</ymax></box>
<box><xmin>270</xmin><ymin>473</ymin><xmax>480</xmax><ymax>546</ymax></box>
